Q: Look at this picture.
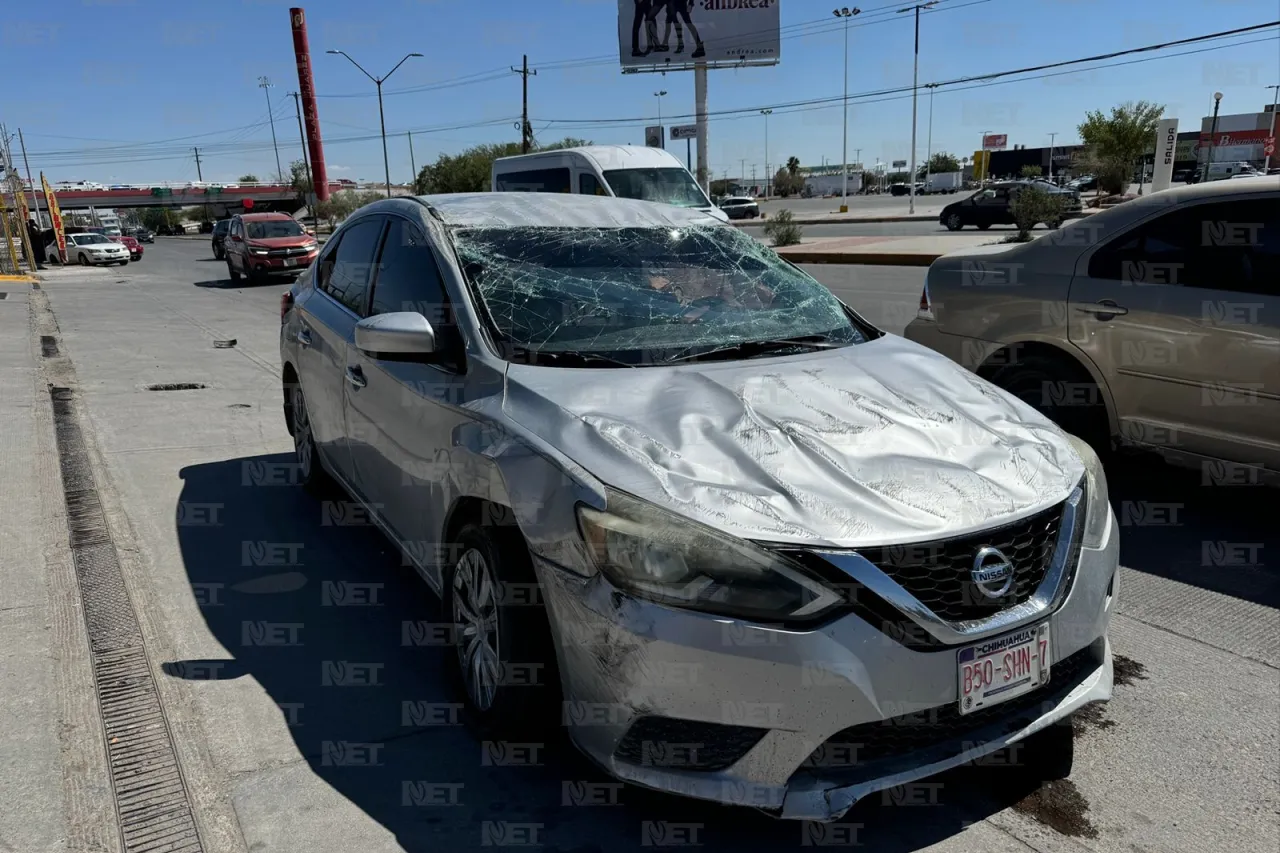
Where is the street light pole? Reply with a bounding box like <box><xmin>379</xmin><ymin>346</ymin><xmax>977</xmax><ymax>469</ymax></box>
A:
<box><xmin>1047</xmin><ymin>132</ymin><xmax>1057</xmax><ymax>184</ymax></box>
<box><xmin>979</xmin><ymin>128</ymin><xmax>991</xmax><ymax>184</ymax></box>
<box><xmin>327</xmin><ymin>50</ymin><xmax>423</xmax><ymax>199</ymax></box>
<box><xmin>1264</xmin><ymin>84</ymin><xmax>1280</xmax><ymax>172</ymax></box>
<box><xmin>259</xmin><ymin>77</ymin><xmax>284</xmax><ymax>183</ymax></box>
<box><xmin>760</xmin><ymin>108</ymin><xmax>773</xmax><ymax>198</ymax></box>
<box><xmin>897</xmin><ymin>1</ymin><xmax>937</xmax><ymax>215</ymax></box>
<box><xmin>654</xmin><ymin>90</ymin><xmax>667</xmax><ymax>148</ymax></box>
<box><xmin>1202</xmin><ymin>91</ymin><xmax>1223</xmax><ymax>183</ymax></box>
<box><xmin>924</xmin><ymin>82</ymin><xmax>936</xmax><ymax>188</ymax></box>
<box><xmin>834</xmin><ymin>7</ymin><xmax>861</xmax><ymax>213</ymax></box>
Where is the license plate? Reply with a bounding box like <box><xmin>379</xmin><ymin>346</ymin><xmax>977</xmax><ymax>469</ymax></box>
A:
<box><xmin>284</xmin><ymin>258</ymin><xmax>297</xmax><ymax>267</ymax></box>
<box><xmin>957</xmin><ymin>623</ymin><xmax>1050</xmax><ymax>715</ymax></box>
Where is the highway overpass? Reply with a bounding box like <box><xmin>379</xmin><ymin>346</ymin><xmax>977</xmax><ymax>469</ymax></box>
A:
<box><xmin>21</xmin><ymin>182</ymin><xmax>413</xmax><ymax>219</ymax></box>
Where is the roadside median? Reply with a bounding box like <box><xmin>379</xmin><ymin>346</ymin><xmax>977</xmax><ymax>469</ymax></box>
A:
<box><xmin>768</xmin><ymin>234</ymin><xmax>1004</xmax><ymax>266</ymax></box>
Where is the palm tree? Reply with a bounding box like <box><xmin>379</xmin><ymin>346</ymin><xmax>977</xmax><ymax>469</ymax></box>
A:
<box><xmin>786</xmin><ymin>156</ymin><xmax>800</xmax><ymax>176</ymax></box>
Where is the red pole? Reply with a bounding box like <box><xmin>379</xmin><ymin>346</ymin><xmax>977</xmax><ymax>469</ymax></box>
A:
<box><xmin>290</xmin><ymin>8</ymin><xmax>329</xmax><ymax>202</ymax></box>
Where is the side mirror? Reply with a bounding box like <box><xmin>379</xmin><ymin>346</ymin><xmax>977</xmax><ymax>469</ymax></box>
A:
<box><xmin>355</xmin><ymin>312</ymin><xmax>437</xmax><ymax>358</ymax></box>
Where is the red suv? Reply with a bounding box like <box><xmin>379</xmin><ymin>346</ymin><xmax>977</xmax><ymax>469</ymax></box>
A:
<box><xmin>224</xmin><ymin>212</ymin><xmax>319</xmax><ymax>285</ymax></box>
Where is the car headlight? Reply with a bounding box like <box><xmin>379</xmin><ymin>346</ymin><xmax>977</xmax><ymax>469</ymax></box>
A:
<box><xmin>1064</xmin><ymin>435</ymin><xmax>1110</xmax><ymax>550</ymax></box>
<box><xmin>576</xmin><ymin>489</ymin><xmax>845</xmax><ymax>624</ymax></box>
<box><xmin>249</xmin><ymin>248</ymin><xmax>269</xmax><ymax>255</ymax></box>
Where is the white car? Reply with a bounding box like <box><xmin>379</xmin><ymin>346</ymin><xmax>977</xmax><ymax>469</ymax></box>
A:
<box><xmin>50</xmin><ymin>233</ymin><xmax>130</xmax><ymax>266</ymax></box>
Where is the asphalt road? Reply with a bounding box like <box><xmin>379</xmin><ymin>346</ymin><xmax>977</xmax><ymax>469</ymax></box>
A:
<box><xmin>15</xmin><ymin>237</ymin><xmax>1278</xmax><ymax>853</ymax></box>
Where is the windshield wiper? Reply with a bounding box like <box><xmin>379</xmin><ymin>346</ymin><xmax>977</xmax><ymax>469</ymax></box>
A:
<box><xmin>509</xmin><ymin>346</ymin><xmax>637</xmax><ymax>369</ymax></box>
<box><xmin>663</xmin><ymin>335</ymin><xmax>844</xmax><ymax>365</ymax></box>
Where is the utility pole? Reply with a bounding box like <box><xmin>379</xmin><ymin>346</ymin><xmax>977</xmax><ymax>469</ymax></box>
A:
<box><xmin>512</xmin><ymin>55</ymin><xmax>537</xmax><ymax>154</ymax></box>
<box><xmin>1264</xmin><ymin>84</ymin><xmax>1280</xmax><ymax>172</ymax></box>
<box><xmin>898</xmin><ymin>1</ymin><xmax>937</xmax><ymax>215</ymax></box>
<box><xmin>1202</xmin><ymin>92</ymin><xmax>1223</xmax><ymax>183</ymax></box>
<box><xmin>194</xmin><ymin>147</ymin><xmax>208</xmax><ymax>225</ymax></box>
<box><xmin>288</xmin><ymin>92</ymin><xmax>314</xmax><ymax>208</ymax></box>
<box><xmin>760</xmin><ymin>109</ymin><xmax>773</xmax><ymax>198</ymax></box>
<box><xmin>259</xmin><ymin>76</ymin><xmax>283</xmax><ymax>182</ymax></box>
<box><xmin>854</xmin><ymin>147</ymin><xmax>862</xmax><ymax>192</ymax></box>
<box><xmin>408</xmin><ymin>131</ymin><xmax>416</xmax><ymax>186</ymax></box>
<box><xmin>924</xmin><ymin>83</ymin><xmax>936</xmax><ymax>188</ymax></box>
<box><xmin>834</xmin><ymin>6</ymin><xmax>860</xmax><ymax>212</ymax></box>
<box><xmin>1047</xmin><ymin>132</ymin><xmax>1057</xmax><ymax>183</ymax></box>
<box><xmin>18</xmin><ymin>128</ymin><xmax>43</xmax><ymax>230</ymax></box>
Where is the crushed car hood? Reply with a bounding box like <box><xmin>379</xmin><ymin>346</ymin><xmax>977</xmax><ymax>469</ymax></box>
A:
<box><xmin>502</xmin><ymin>334</ymin><xmax>1084</xmax><ymax>548</ymax></box>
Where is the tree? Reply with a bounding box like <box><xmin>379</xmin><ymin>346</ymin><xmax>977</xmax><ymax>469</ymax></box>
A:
<box><xmin>238</xmin><ymin>174</ymin><xmax>260</xmax><ymax>184</ymax></box>
<box><xmin>138</xmin><ymin>207</ymin><xmax>183</xmax><ymax>231</ymax></box>
<box><xmin>786</xmin><ymin>156</ymin><xmax>800</xmax><ymax>177</ymax></box>
<box><xmin>288</xmin><ymin>159</ymin><xmax>312</xmax><ymax>204</ymax></box>
<box><xmin>709</xmin><ymin>178</ymin><xmax>735</xmax><ymax>197</ymax></box>
<box><xmin>917</xmin><ymin>152</ymin><xmax>960</xmax><ymax>178</ymax></box>
<box><xmin>1008</xmin><ymin>186</ymin><xmax>1066</xmax><ymax>242</ymax></box>
<box><xmin>772</xmin><ymin>167</ymin><xmax>804</xmax><ymax>198</ymax></box>
<box><xmin>413</xmin><ymin>138</ymin><xmax>595</xmax><ymax>195</ymax></box>
<box><xmin>1077</xmin><ymin>100</ymin><xmax>1164</xmax><ymax>194</ymax></box>
<box><xmin>1020</xmin><ymin>164</ymin><xmax>1043</xmax><ymax>178</ymax></box>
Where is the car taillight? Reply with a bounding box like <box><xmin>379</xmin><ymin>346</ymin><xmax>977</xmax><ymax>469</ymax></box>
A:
<box><xmin>917</xmin><ymin>280</ymin><xmax>935</xmax><ymax>321</ymax></box>
<box><xmin>280</xmin><ymin>291</ymin><xmax>294</xmax><ymax>321</ymax></box>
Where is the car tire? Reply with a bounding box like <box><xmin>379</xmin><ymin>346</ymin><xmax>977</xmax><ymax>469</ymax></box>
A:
<box><xmin>78</xmin><ymin>253</ymin><xmax>89</xmax><ymax>266</ymax></box>
<box><xmin>287</xmin><ymin>382</ymin><xmax>332</xmax><ymax>494</ymax></box>
<box><xmin>987</xmin><ymin>354</ymin><xmax>1110</xmax><ymax>454</ymax></box>
<box><xmin>1020</xmin><ymin>722</ymin><xmax>1074</xmax><ymax>781</ymax></box>
<box><xmin>445</xmin><ymin>520</ymin><xmax>558</xmax><ymax>732</ymax></box>
<box><xmin>227</xmin><ymin>259</ymin><xmax>241</xmax><ymax>283</ymax></box>
<box><xmin>944</xmin><ymin>213</ymin><xmax>964</xmax><ymax>231</ymax></box>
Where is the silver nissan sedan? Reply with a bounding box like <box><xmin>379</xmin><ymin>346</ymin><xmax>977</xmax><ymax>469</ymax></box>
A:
<box><xmin>279</xmin><ymin>193</ymin><xmax>1118</xmax><ymax>822</ymax></box>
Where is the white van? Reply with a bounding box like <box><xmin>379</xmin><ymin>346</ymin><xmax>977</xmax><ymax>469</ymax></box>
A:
<box><xmin>1203</xmin><ymin>161</ymin><xmax>1260</xmax><ymax>181</ymax></box>
<box><xmin>491</xmin><ymin>145</ymin><xmax>730</xmax><ymax>222</ymax></box>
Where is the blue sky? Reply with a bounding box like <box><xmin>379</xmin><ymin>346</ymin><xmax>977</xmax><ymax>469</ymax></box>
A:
<box><xmin>3</xmin><ymin>0</ymin><xmax>1277</xmax><ymax>184</ymax></box>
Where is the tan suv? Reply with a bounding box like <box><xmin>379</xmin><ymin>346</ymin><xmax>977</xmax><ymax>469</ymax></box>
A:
<box><xmin>905</xmin><ymin>177</ymin><xmax>1279</xmax><ymax>481</ymax></box>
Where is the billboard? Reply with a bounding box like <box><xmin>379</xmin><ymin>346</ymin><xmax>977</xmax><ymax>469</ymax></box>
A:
<box><xmin>619</xmin><ymin>0</ymin><xmax>781</xmax><ymax>73</ymax></box>
<box><xmin>982</xmin><ymin>134</ymin><xmax>1008</xmax><ymax>151</ymax></box>
<box><xmin>670</xmin><ymin>124</ymin><xmax>698</xmax><ymax>140</ymax></box>
<box><xmin>645</xmin><ymin>126</ymin><xmax>664</xmax><ymax>147</ymax></box>
<box><xmin>1150</xmin><ymin>118</ymin><xmax>1178</xmax><ymax>193</ymax></box>
<box><xmin>891</xmin><ymin>159</ymin><xmax>907</xmax><ymax>169</ymax></box>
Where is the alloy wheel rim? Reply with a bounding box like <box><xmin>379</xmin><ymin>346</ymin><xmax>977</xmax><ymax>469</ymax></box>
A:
<box><xmin>948</xmin><ymin>214</ymin><xmax>962</xmax><ymax>229</ymax></box>
<box><xmin>452</xmin><ymin>548</ymin><xmax>501</xmax><ymax>712</ymax></box>
<box><xmin>292</xmin><ymin>389</ymin><xmax>312</xmax><ymax>477</ymax></box>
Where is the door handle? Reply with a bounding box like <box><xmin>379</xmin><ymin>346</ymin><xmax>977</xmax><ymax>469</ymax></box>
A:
<box><xmin>1076</xmin><ymin>300</ymin><xmax>1129</xmax><ymax>318</ymax></box>
<box><xmin>296</xmin><ymin>326</ymin><xmax>313</xmax><ymax>346</ymax></box>
<box><xmin>344</xmin><ymin>365</ymin><xmax>367</xmax><ymax>389</ymax></box>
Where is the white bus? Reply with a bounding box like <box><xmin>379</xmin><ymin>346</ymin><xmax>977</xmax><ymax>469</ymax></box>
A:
<box><xmin>491</xmin><ymin>145</ymin><xmax>729</xmax><ymax>222</ymax></box>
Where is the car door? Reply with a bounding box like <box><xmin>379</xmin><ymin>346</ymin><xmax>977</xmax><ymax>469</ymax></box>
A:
<box><xmin>1069</xmin><ymin>196</ymin><xmax>1280</xmax><ymax>469</ymax></box>
<box><xmin>344</xmin><ymin>215</ymin><xmax>469</xmax><ymax>559</ymax></box>
<box><xmin>293</xmin><ymin>216</ymin><xmax>387</xmax><ymax>486</ymax></box>
<box><xmin>227</xmin><ymin>218</ymin><xmax>243</xmax><ymax>271</ymax></box>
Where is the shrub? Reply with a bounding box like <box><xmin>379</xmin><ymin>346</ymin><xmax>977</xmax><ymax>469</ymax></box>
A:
<box><xmin>763</xmin><ymin>209</ymin><xmax>803</xmax><ymax>247</ymax></box>
<box><xmin>1009</xmin><ymin>187</ymin><xmax>1066</xmax><ymax>241</ymax></box>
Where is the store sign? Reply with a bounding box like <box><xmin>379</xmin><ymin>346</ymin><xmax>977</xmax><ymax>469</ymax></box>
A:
<box><xmin>891</xmin><ymin>159</ymin><xmax>907</xmax><ymax>168</ymax></box>
<box><xmin>1150</xmin><ymin>118</ymin><xmax>1179</xmax><ymax>193</ymax></box>
<box><xmin>982</xmin><ymin>133</ymin><xmax>1008</xmax><ymax>151</ymax></box>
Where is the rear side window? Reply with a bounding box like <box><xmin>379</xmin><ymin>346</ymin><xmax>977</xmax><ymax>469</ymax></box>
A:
<box><xmin>320</xmin><ymin>218</ymin><xmax>385</xmax><ymax>315</ymax></box>
<box><xmin>579</xmin><ymin>173</ymin><xmax>606</xmax><ymax>196</ymax></box>
<box><xmin>1088</xmin><ymin>199</ymin><xmax>1279</xmax><ymax>294</ymax></box>
<box><xmin>494</xmin><ymin>168</ymin><xmax>571</xmax><ymax>193</ymax></box>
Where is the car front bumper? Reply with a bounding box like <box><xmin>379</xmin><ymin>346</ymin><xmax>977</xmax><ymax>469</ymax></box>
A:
<box><xmin>247</xmin><ymin>255</ymin><xmax>316</xmax><ymax>276</ymax></box>
<box><xmin>537</xmin><ymin>503</ymin><xmax>1117</xmax><ymax>821</ymax></box>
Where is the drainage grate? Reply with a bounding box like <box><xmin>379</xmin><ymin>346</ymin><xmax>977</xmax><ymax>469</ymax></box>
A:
<box><xmin>49</xmin><ymin>386</ymin><xmax>205</xmax><ymax>853</ymax></box>
<box><xmin>145</xmin><ymin>383</ymin><xmax>207</xmax><ymax>392</ymax></box>
<box><xmin>41</xmin><ymin>335</ymin><xmax>60</xmax><ymax>357</ymax></box>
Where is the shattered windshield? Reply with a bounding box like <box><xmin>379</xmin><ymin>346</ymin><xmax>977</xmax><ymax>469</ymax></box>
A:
<box><xmin>602</xmin><ymin>168</ymin><xmax>711</xmax><ymax>208</ymax></box>
<box><xmin>452</xmin><ymin>225</ymin><xmax>864</xmax><ymax>367</ymax></box>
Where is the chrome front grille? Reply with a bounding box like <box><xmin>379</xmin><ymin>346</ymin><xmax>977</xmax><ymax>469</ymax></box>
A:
<box><xmin>857</xmin><ymin>502</ymin><xmax>1065</xmax><ymax>624</ymax></box>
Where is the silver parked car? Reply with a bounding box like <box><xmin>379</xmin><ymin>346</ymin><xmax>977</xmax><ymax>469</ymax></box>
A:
<box><xmin>279</xmin><ymin>193</ymin><xmax>1118</xmax><ymax>822</ymax></box>
<box><xmin>906</xmin><ymin>177</ymin><xmax>1280</xmax><ymax>478</ymax></box>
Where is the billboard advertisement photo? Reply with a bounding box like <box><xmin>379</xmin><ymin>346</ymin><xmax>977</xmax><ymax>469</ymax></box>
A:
<box><xmin>982</xmin><ymin>133</ymin><xmax>1008</xmax><ymax>151</ymax></box>
<box><xmin>619</xmin><ymin>0</ymin><xmax>781</xmax><ymax>73</ymax></box>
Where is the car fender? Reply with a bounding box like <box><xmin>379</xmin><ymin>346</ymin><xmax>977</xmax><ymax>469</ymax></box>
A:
<box><xmin>979</xmin><ymin>334</ymin><xmax>1119</xmax><ymax>437</ymax></box>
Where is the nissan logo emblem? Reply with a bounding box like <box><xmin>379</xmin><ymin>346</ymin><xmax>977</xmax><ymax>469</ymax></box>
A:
<box><xmin>971</xmin><ymin>546</ymin><xmax>1014</xmax><ymax>598</ymax></box>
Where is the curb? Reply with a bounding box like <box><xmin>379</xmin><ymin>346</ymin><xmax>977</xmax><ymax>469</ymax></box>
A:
<box><xmin>734</xmin><ymin>213</ymin><xmax>939</xmax><ymax>227</ymax></box>
<box><xmin>0</xmin><ymin>274</ymin><xmax>38</xmax><ymax>282</ymax></box>
<box><xmin>776</xmin><ymin>250</ymin><xmax>942</xmax><ymax>267</ymax></box>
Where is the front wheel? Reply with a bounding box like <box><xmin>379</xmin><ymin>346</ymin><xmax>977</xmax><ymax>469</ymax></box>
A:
<box><xmin>226</xmin><ymin>259</ymin><xmax>241</xmax><ymax>283</ymax></box>
<box><xmin>446</xmin><ymin>522</ymin><xmax>558</xmax><ymax>731</ymax></box>
<box><xmin>288</xmin><ymin>383</ymin><xmax>330</xmax><ymax>493</ymax></box>
<box><xmin>78</xmin><ymin>253</ymin><xmax>89</xmax><ymax>266</ymax></box>
<box><xmin>944</xmin><ymin>213</ymin><xmax>964</xmax><ymax>231</ymax></box>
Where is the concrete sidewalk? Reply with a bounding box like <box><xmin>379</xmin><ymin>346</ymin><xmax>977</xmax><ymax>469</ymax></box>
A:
<box><xmin>774</xmin><ymin>233</ymin><xmax>1008</xmax><ymax>266</ymax></box>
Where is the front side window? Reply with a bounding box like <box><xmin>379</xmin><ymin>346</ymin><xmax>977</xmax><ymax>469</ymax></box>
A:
<box><xmin>370</xmin><ymin>219</ymin><xmax>461</xmax><ymax>355</ymax></box>
<box><xmin>602</xmin><ymin>167</ymin><xmax>710</xmax><ymax>208</ymax></box>
<box><xmin>452</xmin><ymin>225</ymin><xmax>866</xmax><ymax>366</ymax></box>
<box><xmin>321</xmin><ymin>218</ymin><xmax>384</xmax><ymax>315</ymax></box>
<box><xmin>493</xmin><ymin>168</ymin><xmax>571</xmax><ymax>193</ymax></box>
<box><xmin>579</xmin><ymin>173</ymin><xmax>606</xmax><ymax>196</ymax></box>
<box><xmin>246</xmin><ymin>219</ymin><xmax>304</xmax><ymax>239</ymax></box>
